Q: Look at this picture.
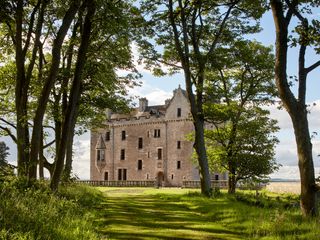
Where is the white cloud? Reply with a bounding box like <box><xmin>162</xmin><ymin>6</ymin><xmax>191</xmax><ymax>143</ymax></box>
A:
<box><xmin>72</xmin><ymin>138</ymin><xmax>91</xmax><ymax>180</ymax></box>
<box><xmin>128</xmin><ymin>78</ymin><xmax>173</xmax><ymax>105</ymax></box>
<box><xmin>266</xmin><ymin>100</ymin><xmax>320</xmax><ymax>130</ymax></box>
<box><xmin>270</xmin><ymin>165</ymin><xmax>320</xmax><ymax>180</ymax></box>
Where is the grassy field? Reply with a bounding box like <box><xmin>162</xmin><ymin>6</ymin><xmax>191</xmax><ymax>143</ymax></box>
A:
<box><xmin>0</xmin><ymin>179</ymin><xmax>104</xmax><ymax>240</ymax></box>
<box><xmin>1</xmin><ymin>182</ymin><xmax>319</xmax><ymax>240</ymax></box>
<box><xmin>94</xmin><ymin>187</ymin><xmax>320</xmax><ymax>240</ymax></box>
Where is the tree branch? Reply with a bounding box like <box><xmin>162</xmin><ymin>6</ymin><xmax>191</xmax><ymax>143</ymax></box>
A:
<box><xmin>26</xmin><ymin>0</ymin><xmax>48</xmax><ymax>84</ymax></box>
<box><xmin>0</xmin><ymin>118</ymin><xmax>16</xmax><ymax>129</ymax></box>
<box><xmin>306</xmin><ymin>60</ymin><xmax>320</xmax><ymax>74</ymax></box>
<box><xmin>206</xmin><ymin>0</ymin><xmax>239</xmax><ymax>61</ymax></box>
<box><xmin>0</xmin><ymin>126</ymin><xmax>17</xmax><ymax>143</ymax></box>
<box><xmin>285</xmin><ymin>0</ymin><xmax>305</xmax><ymax>23</ymax></box>
<box><xmin>22</xmin><ymin>0</ymin><xmax>41</xmax><ymax>57</ymax></box>
<box><xmin>43</xmin><ymin>139</ymin><xmax>55</xmax><ymax>149</ymax></box>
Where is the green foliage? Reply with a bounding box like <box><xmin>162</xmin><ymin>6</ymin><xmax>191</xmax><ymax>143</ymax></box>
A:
<box><xmin>138</xmin><ymin>1</ymin><xmax>267</xmax><ymax>75</ymax></box>
<box><xmin>0</xmin><ymin>178</ymin><xmax>103</xmax><ymax>240</ymax></box>
<box><xmin>204</xmin><ymin>40</ymin><xmax>279</xmax><ymax>188</ymax></box>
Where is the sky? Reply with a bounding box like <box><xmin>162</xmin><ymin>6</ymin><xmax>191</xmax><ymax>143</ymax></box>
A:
<box><xmin>3</xmin><ymin>10</ymin><xmax>320</xmax><ymax>180</ymax></box>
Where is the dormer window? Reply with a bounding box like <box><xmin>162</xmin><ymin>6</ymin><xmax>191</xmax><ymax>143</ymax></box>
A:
<box><xmin>177</xmin><ymin>108</ymin><xmax>181</xmax><ymax>117</ymax></box>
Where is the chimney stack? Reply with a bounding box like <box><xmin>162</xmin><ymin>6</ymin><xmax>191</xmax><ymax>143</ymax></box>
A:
<box><xmin>139</xmin><ymin>98</ymin><xmax>148</xmax><ymax>112</ymax></box>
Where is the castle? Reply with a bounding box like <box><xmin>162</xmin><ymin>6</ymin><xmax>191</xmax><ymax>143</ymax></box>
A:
<box><xmin>90</xmin><ymin>86</ymin><xmax>226</xmax><ymax>186</ymax></box>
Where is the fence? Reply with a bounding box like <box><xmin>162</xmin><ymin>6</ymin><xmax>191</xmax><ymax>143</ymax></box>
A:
<box><xmin>76</xmin><ymin>180</ymin><xmax>156</xmax><ymax>187</ymax></box>
<box><xmin>182</xmin><ymin>180</ymin><xmax>228</xmax><ymax>189</ymax></box>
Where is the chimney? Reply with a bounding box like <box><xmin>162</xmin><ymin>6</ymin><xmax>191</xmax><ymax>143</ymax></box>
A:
<box><xmin>139</xmin><ymin>98</ymin><xmax>148</xmax><ymax>112</ymax></box>
<box><xmin>105</xmin><ymin>108</ymin><xmax>112</xmax><ymax>119</ymax></box>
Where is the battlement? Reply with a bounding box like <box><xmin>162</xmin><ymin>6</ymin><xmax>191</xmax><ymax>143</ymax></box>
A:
<box><xmin>107</xmin><ymin>114</ymin><xmax>163</xmax><ymax>123</ymax></box>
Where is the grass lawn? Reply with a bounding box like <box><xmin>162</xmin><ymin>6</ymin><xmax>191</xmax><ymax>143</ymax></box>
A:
<box><xmin>93</xmin><ymin>187</ymin><xmax>320</xmax><ymax>240</ymax></box>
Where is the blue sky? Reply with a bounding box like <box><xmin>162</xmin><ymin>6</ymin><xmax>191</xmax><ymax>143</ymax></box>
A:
<box><xmin>3</xmin><ymin>10</ymin><xmax>320</xmax><ymax>180</ymax></box>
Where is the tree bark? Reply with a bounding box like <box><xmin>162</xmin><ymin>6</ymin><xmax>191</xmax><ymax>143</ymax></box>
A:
<box><xmin>63</xmin><ymin>108</ymin><xmax>78</xmax><ymax>181</ymax></box>
<box><xmin>39</xmin><ymin>129</ymin><xmax>44</xmax><ymax>180</ymax></box>
<box><xmin>51</xmin><ymin>0</ymin><xmax>95</xmax><ymax>191</ymax></box>
<box><xmin>228</xmin><ymin>169</ymin><xmax>236</xmax><ymax>194</ymax></box>
<box><xmin>193</xmin><ymin>116</ymin><xmax>212</xmax><ymax>196</ymax></box>
<box><xmin>292</xmin><ymin>109</ymin><xmax>316</xmax><ymax>216</ymax></box>
<box><xmin>271</xmin><ymin>0</ymin><xmax>317</xmax><ymax>216</ymax></box>
<box><xmin>15</xmin><ymin>0</ymin><xmax>29</xmax><ymax>176</ymax></box>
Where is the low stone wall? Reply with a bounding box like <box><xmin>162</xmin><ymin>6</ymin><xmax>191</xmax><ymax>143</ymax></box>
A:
<box><xmin>182</xmin><ymin>180</ymin><xmax>228</xmax><ymax>189</ymax></box>
<box><xmin>77</xmin><ymin>180</ymin><xmax>156</xmax><ymax>187</ymax></box>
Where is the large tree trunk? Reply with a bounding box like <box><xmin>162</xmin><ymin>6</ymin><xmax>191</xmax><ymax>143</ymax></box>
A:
<box><xmin>28</xmin><ymin>1</ymin><xmax>80</xmax><ymax>180</ymax></box>
<box><xmin>193</xmin><ymin>118</ymin><xmax>212</xmax><ymax>196</ymax></box>
<box><xmin>292</xmin><ymin>110</ymin><xmax>316</xmax><ymax>216</ymax></box>
<box><xmin>51</xmin><ymin>0</ymin><xmax>95</xmax><ymax>191</ymax></box>
<box><xmin>63</xmin><ymin>108</ymin><xmax>78</xmax><ymax>181</ymax></box>
<box><xmin>228</xmin><ymin>162</ymin><xmax>236</xmax><ymax>194</ymax></box>
<box><xmin>15</xmin><ymin>0</ymin><xmax>29</xmax><ymax>177</ymax></box>
<box><xmin>39</xmin><ymin>129</ymin><xmax>44</xmax><ymax>180</ymax></box>
<box><xmin>271</xmin><ymin>0</ymin><xmax>317</xmax><ymax>216</ymax></box>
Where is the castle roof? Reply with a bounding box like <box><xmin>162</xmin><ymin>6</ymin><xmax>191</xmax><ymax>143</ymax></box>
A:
<box><xmin>109</xmin><ymin>86</ymin><xmax>187</xmax><ymax>120</ymax></box>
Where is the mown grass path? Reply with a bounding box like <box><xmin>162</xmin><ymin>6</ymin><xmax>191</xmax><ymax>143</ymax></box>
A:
<box><xmin>94</xmin><ymin>188</ymin><xmax>249</xmax><ymax>240</ymax></box>
<box><xmin>93</xmin><ymin>187</ymin><xmax>319</xmax><ymax>240</ymax></box>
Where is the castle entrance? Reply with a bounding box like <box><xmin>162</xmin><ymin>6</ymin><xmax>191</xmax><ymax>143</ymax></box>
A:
<box><xmin>156</xmin><ymin>172</ymin><xmax>164</xmax><ymax>187</ymax></box>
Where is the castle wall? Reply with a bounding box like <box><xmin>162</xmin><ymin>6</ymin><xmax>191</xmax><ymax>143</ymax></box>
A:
<box><xmin>90</xmin><ymin>87</ymin><xmax>203</xmax><ymax>186</ymax></box>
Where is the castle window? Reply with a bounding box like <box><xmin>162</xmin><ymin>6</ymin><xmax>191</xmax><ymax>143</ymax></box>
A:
<box><xmin>105</xmin><ymin>131</ymin><xmax>110</xmax><ymax>141</ymax></box>
<box><xmin>154</xmin><ymin>129</ymin><xmax>160</xmax><ymax>138</ymax></box>
<box><xmin>177</xmin><ymin>161</ymin><xmax>181</xmax><ymax>169</ymax></box>
<box><xmin>138</xmin><ymin>137</ymin><xmax>143</xmax><ymax>149</ymax></box>
<box><xmin>215</xmin><ymin>174</ymin><xmax>219</xmax><ymax>180</ymax></box>
<box><xmin>177</xmin><ymin>141</ymin><xmax>181</xmax><ymax>149</ymax></box>
<box><xmin>177</xmin><ymin>108</ymin><xmax>181</xmax><ymax>117</ymax></box>
<box><xmin>137</xmin><ymin>160</ymin><xmax>143</xmax><ymax>170</ymax></box>
<box><xmin>146</xmin><ymin>174</ymin><xmax>149</xmax><ymax>179</ymax></box>
<box><xmin>121</xmin><ymin>130</ymin><xmax>126</xmax><ymax>140</ymax></box>
<box><xmin>97</xmin><ymin>149</ymin><xmax>105</xmax><ymax>161</ymax></box>
<box><xmin>171</xmin><ymin>174</ymin><xmax>174</xmax><ymax>179</ymax></box>
<box><xmin>104</xmin><ymin>172</ymin><xmax>108</xmax><ymax>180</ymax></box>
<box><xmin>120</xmin><ymin>149</ymin><xmax>125</xmax><ymax>160</ymax></box>
<box><xmin>123</xmin><ymin>169</ymin><xmax>127</xmax><ymax>180</ymax></box>
<box><xmin>148</xmin><ymin>152</ymin><xmax>150</xmax><ymax>158</ymax></box>
<box><xmin>118</xmin><ymin>169</ymin><xmax>127</xmax><ymax>180</ymax></box>
<box><xmin>157</xmin><ymin>148</ymin><xmax>162</xmax><ymax>160</ymax></box>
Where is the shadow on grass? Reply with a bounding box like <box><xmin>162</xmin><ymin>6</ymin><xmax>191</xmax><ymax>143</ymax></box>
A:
<box><xmin>94</xmin><ymin>190</ymin><xmax>247</xmax><ymax>240</ymax></box>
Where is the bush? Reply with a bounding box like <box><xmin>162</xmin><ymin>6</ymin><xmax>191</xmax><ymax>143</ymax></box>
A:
<box><xmin>0</xmin><ymin>178</ymin><xmax>103</xmax><ymax>240</ymax></box>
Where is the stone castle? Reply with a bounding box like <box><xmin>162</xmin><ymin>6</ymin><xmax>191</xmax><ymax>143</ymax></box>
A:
<box><xmin>90</xmin><ymin>86</ymin><xmax>226</xmax><ymax>186</ymax></box>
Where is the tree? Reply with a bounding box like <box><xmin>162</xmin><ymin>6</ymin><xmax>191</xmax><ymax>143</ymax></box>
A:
<box><xmin>204</xmin><ymin>40</ymin><xmax>279</xmax><ymax>193</ymax></box>
<box><xmin>0</xmin><ymin>0</ymin><xmax>139</xmax><ymax>189</ymax></box>
<box><xmin>50</xmin><ymin>0</ymin><xmax>96</xmax><ymax>191</ymax></box>
<box><xmin>139</xmin><ymin>0</ymin><xmax>266</xmax><ymax>196</ymax></box>
<box><xmin>270</xmin><ymin>0</ymin><xmax>320</xmax><ymax>216</ymax></box>
<box><xmin>0</xmin><ymin>142</ymin><xmax>9</xmax><ymax>167</ymax></box>
<box><xmin>206</xmin><ymin>107</ymin><xmax>279</xmax><ymax>193</ymax></box>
